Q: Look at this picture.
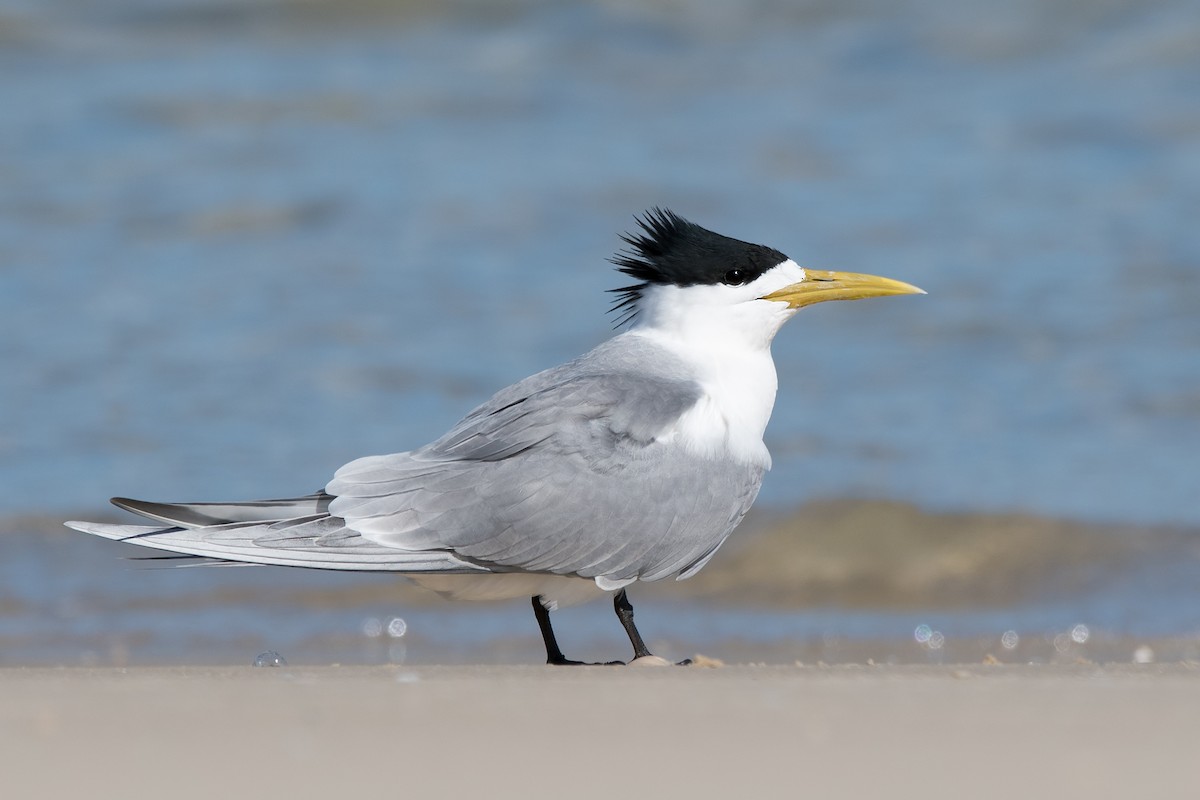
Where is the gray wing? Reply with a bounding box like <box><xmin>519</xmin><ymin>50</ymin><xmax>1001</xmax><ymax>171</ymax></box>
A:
<box><xmin>68</xmin><ymin>336</ymin><xmax>764</xmax><ymax>582</ymax></box>
<box><xmin>327</xmin><ymin>346</ymin><xmax>765</xmax><ymax>583</ymax></box>
<box><xmin>65</xmin><ymin>498</ymin><xmax>491</xmax><ymax>573</ymax></box>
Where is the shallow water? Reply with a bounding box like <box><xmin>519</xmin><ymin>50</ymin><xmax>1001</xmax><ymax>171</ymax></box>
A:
<box><xmin>4</xmin><ymin>0</ymin><xmax>1198</xmax><ymax>525</ymax></box>
<box><xmin>1</xmin><ymin>0</ymin><xmax>1198</xmax><ymax>664</ymax></box>
<box><xmin>4</xmin><ymin>511</ymin><xmax>1199</xmax><ymax>666</ymax></box>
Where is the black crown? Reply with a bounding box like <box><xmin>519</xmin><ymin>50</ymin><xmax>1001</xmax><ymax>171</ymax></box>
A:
<box><xmin>609</xmin><ymin>208</ymin><xmax>787</xmax><ymax>325</ymax></box>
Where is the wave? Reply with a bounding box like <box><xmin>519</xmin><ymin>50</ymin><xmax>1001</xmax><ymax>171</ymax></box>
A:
<box><xmin>662</xmin><ymin>499</ymin><xmax>1199</xmax><ymax>609</ymax></box>
<box><xmin>7</xmin><ymin>500</ymin><xmax>1197</xmax><ymax>613</ymax></box>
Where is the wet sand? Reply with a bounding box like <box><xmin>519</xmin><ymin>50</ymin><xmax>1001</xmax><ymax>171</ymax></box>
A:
<box><xmin>6</xmin><ymin>663</ymin><xmax>1199</xmax><ymax>799</ymax></box>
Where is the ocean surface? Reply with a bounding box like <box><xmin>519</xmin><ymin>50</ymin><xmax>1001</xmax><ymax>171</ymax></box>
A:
<box><xmin>1</xmin><ymin>0</ymin><xmax>1198</xmax><ymax>665</ymax></box>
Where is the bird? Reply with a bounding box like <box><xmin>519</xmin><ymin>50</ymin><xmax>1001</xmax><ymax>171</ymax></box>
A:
<box><xmin>66</xmin><ymin>208</ymin><xmax>923</xmax><ymax>665</ymax></box>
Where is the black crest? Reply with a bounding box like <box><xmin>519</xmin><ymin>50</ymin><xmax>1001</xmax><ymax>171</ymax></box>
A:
<box><xmin>608</xmin><ymin>208</ymin><xmax>788</xmax><ymax>325</ymax></box>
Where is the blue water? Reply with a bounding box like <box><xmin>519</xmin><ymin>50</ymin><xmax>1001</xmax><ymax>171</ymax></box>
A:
<box><xmin>4</xmin><ymin>525</ymin><xmax>1199</xmax><ymax>666</ymax></box>
<box><xmin>3</xmin><ymin>0</ymin><xmax>1198</xmax><ymax>525</ymax></box>
<box><xmin>1</xmin><ymin>0</ymin><xmax>1199</xmax><ymax>664</ymax></box>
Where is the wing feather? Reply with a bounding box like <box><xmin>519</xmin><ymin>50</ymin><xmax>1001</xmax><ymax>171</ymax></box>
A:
<box><xmin>326</xmin><ymin>336</ymin><xmax>764</xmax><ymax>582</ymax></box>
<box><xmin>70</xmin><ymin>334</ymin><xmax>767</xmax><ymax>585</ymax></box>
<box><xmin>63</xmin><ymin>516</ymin><xmax>490</xmax><ymax>573</ymax></box>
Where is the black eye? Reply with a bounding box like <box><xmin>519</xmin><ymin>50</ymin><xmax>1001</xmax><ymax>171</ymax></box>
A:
<box><xmin>723</xmin><ymin>269</ymin><xmax>748</xmax><ymax>285</ymax></box>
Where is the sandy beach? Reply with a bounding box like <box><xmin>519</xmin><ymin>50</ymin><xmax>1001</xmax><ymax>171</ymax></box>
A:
<box><xmin>5</xmin><ymin>3</ymin><xmax>1200</xmax><ymax>797</ymax></box>
<box><xmin>6</xmin><ymin>663</ymin><xmax>1198</xmax><ymax>799</ymax></box>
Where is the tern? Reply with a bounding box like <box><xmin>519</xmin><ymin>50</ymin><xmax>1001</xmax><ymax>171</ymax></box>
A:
<box><xmin>67</xmin><ymin>209</ymin><xmax>923</xmax><ymax>665</ymax></box>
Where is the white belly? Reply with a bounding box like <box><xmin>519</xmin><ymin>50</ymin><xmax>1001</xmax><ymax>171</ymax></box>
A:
<box><xmin>408</xmin><ymin>573</ymin><xmax>609</xmax><ymax>610</ymax></box>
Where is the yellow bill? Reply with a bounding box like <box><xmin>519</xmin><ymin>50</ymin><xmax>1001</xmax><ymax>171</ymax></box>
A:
<box><xmin>761</xmin><ymin>270</ymin><xmax>925</xmax><ymax>308</ymax></box>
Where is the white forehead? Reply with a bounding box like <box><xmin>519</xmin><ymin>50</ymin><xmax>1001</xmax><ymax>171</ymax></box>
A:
<box><xmin>745</xmin><ymin>259</ymin><xmax>806</xmax><ymax>297</ymax></box>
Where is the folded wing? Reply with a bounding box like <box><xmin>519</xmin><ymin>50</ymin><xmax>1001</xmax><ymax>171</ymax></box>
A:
<box><xmin>68</xmin><ymin>337</ymin><xmax>764</xmax><ymax>584</ymax></box>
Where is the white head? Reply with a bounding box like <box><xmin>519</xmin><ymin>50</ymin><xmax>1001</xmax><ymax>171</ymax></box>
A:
<box><xmin>610</xmin><ymin>209</ymin><xmax>924</xmax><ymax>353</ymax></box>
<box><xmin>604</xmin><ymin>210</ymin><xmax>924</xmax><ymax>463</ymax></box>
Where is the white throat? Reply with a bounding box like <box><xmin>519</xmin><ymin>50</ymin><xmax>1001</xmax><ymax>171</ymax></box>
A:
<box><xmin>626</xmin><ymin>262</ymin><xmax>805</xmax><ymax>467</ymax></box>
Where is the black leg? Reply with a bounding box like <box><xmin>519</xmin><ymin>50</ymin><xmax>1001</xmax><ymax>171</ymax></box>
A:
<box><xmin>613</xmin><ymin>588</ymin><xmax>653</xmax><ymax>660</ymax></box>
<box><xmin>532</xmin><ymin>595</ymin><xmax>581</xmax><ymax>665</ymax></box>
<box><xmin>613</xmin><ymin>589</ymin><xmax>691</xmax><ymax>665</ymax></box>
<box><xmin>532</xmin><ymin>595</ymin><xmax>624</xmax><ymax>666</ymax></box>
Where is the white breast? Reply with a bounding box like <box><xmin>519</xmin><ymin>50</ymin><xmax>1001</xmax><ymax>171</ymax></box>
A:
<box><xmin>629</xmin><ymin>326</ymin><xmax>778</xmax><ymax>468</ymax></box>
<box><xmin>609</xmin><ymin>261</ymin><xmax>806</xmax><ymax>468</ymax></box>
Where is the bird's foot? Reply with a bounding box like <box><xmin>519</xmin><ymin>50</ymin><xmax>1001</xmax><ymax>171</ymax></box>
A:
<box><xmin>546</xmin><ymin>655</ymin><xmax>690</xmax><ymax>667</ymax></box>
<box><xmin>629</xmin><ymin>655</ymin><xmax>692</xmax><ymax>667</ymax></box>
<box><xmin>547</xmin><ymin>656</ymin><xmax>625</xmax><ymax>666</ymax></box>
